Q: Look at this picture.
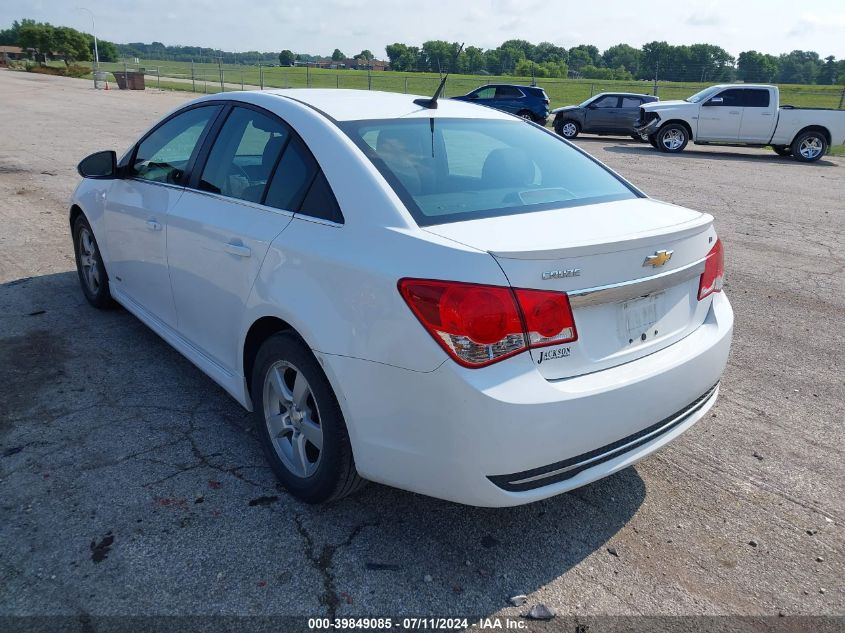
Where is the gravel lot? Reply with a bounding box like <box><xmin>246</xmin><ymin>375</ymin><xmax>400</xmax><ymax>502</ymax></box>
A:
<box><xmin>1</xmin><ymin>71</ymin><xmax>843</xmax><ymax>626</ymax></box>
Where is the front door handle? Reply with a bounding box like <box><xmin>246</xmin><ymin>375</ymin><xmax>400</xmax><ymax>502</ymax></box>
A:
<box><xmin>729</xmin><ymin>110</ymin><xmax>740</xmax><ymax>115</ymax></box>
<box><xmin>146</xmin><ymin>219</ymin><xmax>162</xmax><ymax>231</ymax></box>
<box><xmin>224</xmin><ymin>242</ymin><xmax>251</xmax><ymax>258</ymax></box>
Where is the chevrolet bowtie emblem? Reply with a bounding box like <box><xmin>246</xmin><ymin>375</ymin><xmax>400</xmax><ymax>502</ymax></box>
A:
<box><xmin>643</xmin><ymin>250</ymin><xmax>673</xmax><ymax>267</ymax></box>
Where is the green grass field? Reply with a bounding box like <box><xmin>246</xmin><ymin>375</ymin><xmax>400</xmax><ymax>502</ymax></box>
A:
<box><xmin>85</xmin><ymin>59</ymin><xmax>845</xmax><ymax>110</ymax></box>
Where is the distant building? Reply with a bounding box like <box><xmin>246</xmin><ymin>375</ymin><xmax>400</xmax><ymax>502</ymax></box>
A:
<box><xmin>0</xmin><ymin>45</ymin><xmax>27</xmax><ymax>61</ymax></box>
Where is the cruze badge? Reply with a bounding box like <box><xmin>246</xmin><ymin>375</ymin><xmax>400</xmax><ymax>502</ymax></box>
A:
<box><xmin>542</xmin><ymin>269</ymin><xmax>580</xmax><ymax>280</ymax></box>
<box><xmin>643</xmin><ymin>250</ymin><xmax>673</xmax><ymax>267</ymax></box>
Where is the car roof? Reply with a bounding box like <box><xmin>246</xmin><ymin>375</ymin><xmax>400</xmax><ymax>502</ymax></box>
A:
<box><xmin>241</xmin><ymin>89</ymin><xmax>517</xmax><ymax>122</ymax></box>
<box><xmin>593</xmin><ymin>92</ymin><xmax>656</xmax><ymax>98</ymax></box>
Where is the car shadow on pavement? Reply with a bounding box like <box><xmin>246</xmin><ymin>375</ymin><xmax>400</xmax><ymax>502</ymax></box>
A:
<box><xmin>601</xmin><ymin>143</ymin><xmax>839</xmax><ymax>166</ymax></box>
<box><xmin>1</xmin><ymin>271</ymin><xmax>645</xmax><ymax>617</ymax></box>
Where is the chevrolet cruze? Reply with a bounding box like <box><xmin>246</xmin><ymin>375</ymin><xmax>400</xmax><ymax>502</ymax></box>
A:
<box><xmin>70</xmin><ymin>89</ymin><xmax>733</xmax><ymax>506</ymax></box>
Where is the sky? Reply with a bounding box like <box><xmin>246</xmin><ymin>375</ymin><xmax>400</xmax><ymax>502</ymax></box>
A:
<box><xmin>3</xmin><ymin>0</ymin><xmax>845</xmax><ymax>59</ymax></box>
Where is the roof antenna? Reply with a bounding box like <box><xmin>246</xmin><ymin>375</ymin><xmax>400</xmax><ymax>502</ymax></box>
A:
<box><xmin>414</xmin><ymin>43</ymin><xmax>464</xmax><ymax>109</ymax></box>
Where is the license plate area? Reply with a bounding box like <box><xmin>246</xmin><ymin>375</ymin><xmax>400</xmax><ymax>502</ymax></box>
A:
<box><xmin>619</xmin><ymin>292</ymin><xmax>665</xmax><ymax>343</ymax></box>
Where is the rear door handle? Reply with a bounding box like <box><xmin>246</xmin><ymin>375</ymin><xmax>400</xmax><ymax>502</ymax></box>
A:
<box><xmin>146</xmin><ymin>219</ymin><xmax>162</xmax><ymax>231</ymax></box>
<box><xmin>224</xmin><ymin>242</ymin><xmax>251</xmax><ymax>258</ymax></box>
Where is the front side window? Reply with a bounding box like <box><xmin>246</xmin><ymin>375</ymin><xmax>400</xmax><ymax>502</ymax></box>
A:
<box><xmin>712</xmin><ymin>89</ymin><xmax>744</xmax><ymax>107</ymax></box>
<box><xmin>199</xmin><ymin>107</ymin><xmax>289</xmax><ymax>203</ymax></box>
<box><xmin>132</xmin><ymin>106</ymin><xmax>219</xmax><ymax>185</ymax></box>
<box><xmin>341</xmin><ymin>118</ymin><xmax>637</xmax><ymax>226</ymax></box>
<box><xmin>473</xmin><ymin>87</ymin><xmax>495</xmax><ymax>100</ymax></box>
<box><xmin>592</xmin><ymin>95</ymin><xmax>619</xmax><ymax>109</ymax></box>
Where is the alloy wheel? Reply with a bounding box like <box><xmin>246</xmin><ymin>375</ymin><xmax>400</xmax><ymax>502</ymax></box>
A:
<box><xmin>661</xmin><ymin>128</ymin><xmax>685</xmax><ymax>150</ymax></box>
<box><xmin>561</xmin><ymin>122</ymin><xmax>578</xmax><ymax>138</ymax></box>
<box><xmin>262</xmin><ymin>360</ymin><xmax>323</xmax><ymax>478</ymax></box>
<box><xmin>798</xmin><ymin>137</ymin><xmax>823</xmax><ymax>160</ymax></box>
<box><xmin>78</xmin><ymin>227</ymin><xmax>101</xmax><ymax>294</ymax></box>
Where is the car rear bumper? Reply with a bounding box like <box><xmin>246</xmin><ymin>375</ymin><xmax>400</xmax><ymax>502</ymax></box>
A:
<box><xmin>319</xmin><ymin>292</ymin><xmax>733</xmax><ymax>507</ymax></box>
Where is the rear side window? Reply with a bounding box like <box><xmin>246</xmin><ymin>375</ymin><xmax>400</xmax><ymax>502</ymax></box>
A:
<box><xmin>621</xmin><ymin>96</ymin><xmax>642</xmax><ymax>108</ymax></box>
<box><xmin>199</xmin><ymin>107</ymin><xmax>289</xmax><ymax>202</ymax></box>
<box><xmin>473</xmin><ymin>87</ymin><xmax>495</xmax><ymax>99</ymax></box>
<box><xmin>264</xmin><ymin>137</ymin><xmax>343</xmax><ymax>223</ymax></box>
<box><xmin>132</xmin><ymin>106</ymin><xmax>219</xmax><ymax>185</ymax></box>
<box><xmin>495</xmin><ymin>86</ymin><xmax>523</xmax><ymax>99</ymax></box>
<box><xmin>744</xmin><ymin>89</ymin><xmax>770</xmax><ymax>107</ymax></box>
<box><xmin>340</xmin><ymin>118</ymin><xmax>637</xmax><ymax>226</ymax></box>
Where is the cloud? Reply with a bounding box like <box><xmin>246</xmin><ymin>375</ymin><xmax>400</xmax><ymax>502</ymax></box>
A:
<box><xmin>685</xmin><ymin>13</ymin><xmax>723</xmax><ymax>27</ymax></box>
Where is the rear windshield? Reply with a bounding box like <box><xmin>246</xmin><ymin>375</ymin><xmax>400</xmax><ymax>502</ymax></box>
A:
<box><xmin>339</xmin><ymin>118</ymin><xmax>638</xmax><ymax>226</ymax></box>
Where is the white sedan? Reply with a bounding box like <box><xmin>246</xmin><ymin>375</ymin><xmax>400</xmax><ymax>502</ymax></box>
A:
<box><xmin>70</xmin><ymin>88</ymin><xmax>733</xmax><ymax>506</ymax></box>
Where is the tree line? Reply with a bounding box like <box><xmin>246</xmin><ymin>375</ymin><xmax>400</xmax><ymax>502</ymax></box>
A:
<box><xmin>385</xmin><ymin>40</ymin><xmax>845</xmax><ymax>84</ymax></box>
<box><xmin>3</xmin><ymin>18</ymin><xmax>844</xmax><ymax>85</ymax></box>
<box><xmin>0</xmin><ymin>19</ymin><xmax>119</xmax><ymax>65</ymax></box>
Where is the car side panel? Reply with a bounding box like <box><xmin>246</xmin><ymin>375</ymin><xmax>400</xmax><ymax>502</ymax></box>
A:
<box><xmin>242</xmin><ymin>216</ymin><xmax>510</xmax><ymax>375</ymax></box>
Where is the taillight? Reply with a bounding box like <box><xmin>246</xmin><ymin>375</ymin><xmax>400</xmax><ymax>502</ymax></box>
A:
<box><xmin>698</xmin><ymin>239</ymin><xmax>725</xmax><ymax>300</ymax></box>
<box><xmin>398</xmin><ymin>279</ymin><xmax>577</xmax><ymax>367</ymax></box>
<box><xmin>514</xmin><ymin>288</ymin><xmax>577</xmax><ymax>348</ymax></box>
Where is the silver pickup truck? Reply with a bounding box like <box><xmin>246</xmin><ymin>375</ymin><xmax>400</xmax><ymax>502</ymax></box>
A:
<box><xmin>635</xmin><ymin>84</ymin><xmax>845</xmax><ymax>162</ymax></box>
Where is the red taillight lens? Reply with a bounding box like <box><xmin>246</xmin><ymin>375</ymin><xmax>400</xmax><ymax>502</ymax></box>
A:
<box><xmin>514</xmin><ymin>288</ymin><xmax>577</xmax><ymax>347</ymax></box>
<box><xmin>698</xmin><ymin>239</ymin><xmax>725</xmax><ymax>300</ymax></box>
<box><xmin>398</xmin><ymin>279</ymin><xmax>577</xmax><ymax>367</ymax></box>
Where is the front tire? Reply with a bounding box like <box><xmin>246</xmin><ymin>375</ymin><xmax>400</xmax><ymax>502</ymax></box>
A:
<box><xmin>252</xmin><ymin>332</ymin><xmax>365</xmax><ymax>503</ymax></box>
<box><xmin>791</xmin><ymin>130</ymin><xmax>827</xmax><ymax>162</ymax></box>
<box><xmin>72</xmin><ymin>215</ymin><xmax>115</xmax><ymax>309</ymax></box>
<box><xmin>556</xmin><ymin>119</ymin><xmax>580</xmax><ymax>139</ymax></box>
<box><xmin>648</xmin><ymin>134</ymin><xmax>660</xmax><ymax>149</ymax></box>
<box><xmin>656</xmin><ymin>123</ymin><xmax>689</xmax><ymax>153</ymax></box>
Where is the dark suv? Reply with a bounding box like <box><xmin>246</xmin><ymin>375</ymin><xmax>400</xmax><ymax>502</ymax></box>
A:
<box><xmin>452</xmin><ymin>84</ymin><xmax>550</xmax><ymax>124</ymax></box>
<box><xmin>552</xmin><ymin>92</ymin><xmax>658</xmax><ymax>139</ymax></box>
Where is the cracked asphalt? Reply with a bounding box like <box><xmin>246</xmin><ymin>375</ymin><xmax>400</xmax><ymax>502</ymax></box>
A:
<box><xmin>1</xmin><ymin>71</ymin><xmax>843</xmax><ymax>622</ymax></box>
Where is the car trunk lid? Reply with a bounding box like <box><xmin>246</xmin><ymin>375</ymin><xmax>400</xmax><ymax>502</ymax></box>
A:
<box><xmin>424</xmin><ymin>197</ymin><xmax>717</xmax><ymax>380</ymax></box>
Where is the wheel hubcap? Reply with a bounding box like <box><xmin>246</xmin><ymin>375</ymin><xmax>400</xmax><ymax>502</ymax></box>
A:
<box><xmin>799</xmin><ymin>137</ymin><xmax>822</xmax><ymax>159</ymax></box>
<box><xmin>562</xmin><ymin>122</ymin><xmax>577</xmax><ymax>137</ymax></box>
<box><xmin>662</xmin><ymin>129</ymin><xmax>685</xmax><ymax>150</ymax></box>
<box><xmin>263</xmin><ymin>360</ymin><xmax>323</xmax><ymax>478</ymax></box>
<box><xmin>78</xmin><ymin>227</ymin><xmax>100</xmax><ymax>294</ymax></box>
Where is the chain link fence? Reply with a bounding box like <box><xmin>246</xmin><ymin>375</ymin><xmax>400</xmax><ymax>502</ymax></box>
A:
<box><xmin>95</xmin><ymin>60</ymin><xmax>845</xmax><ymax>110</ymax></box>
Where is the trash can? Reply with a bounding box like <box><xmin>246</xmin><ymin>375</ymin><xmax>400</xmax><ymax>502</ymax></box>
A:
<box><xmin>94</xmin><ymin>70</ymin><xmax>108</xmax><ymax>89</ymax></box>
<box><xmin>112</xmin><ymin>71</ymin><xmax>129</xmax><ymax>89</ymax></box>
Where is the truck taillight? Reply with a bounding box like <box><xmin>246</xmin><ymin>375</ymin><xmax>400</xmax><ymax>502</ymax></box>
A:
<box><xmin>698</xmin><ymin>239</ymin><xmax>725</xmax><ymax>300</ymax></box>
<box><xmin>398</xmin><ymin>279</ymin><xmax>577</xmax><ymax>367</ymax></box>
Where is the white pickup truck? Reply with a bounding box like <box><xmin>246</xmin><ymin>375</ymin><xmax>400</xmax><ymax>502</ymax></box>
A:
<box><xmin>635</xmin><ymin>84</ymin><xmax>845</xmax><ymax>162</ymax></box>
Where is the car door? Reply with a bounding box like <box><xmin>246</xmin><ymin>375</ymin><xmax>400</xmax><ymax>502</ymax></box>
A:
<box><xmin>583</xmin><ymin>95</ymin><xmax>620</xmax><ymax>132</ymax></box>
<box><xmin>618</xmin><ymin>96</ymin><xmax>645</xmax><ymax>132</ymax></box>
<box><xmin>166</xmin><ymin>104</ymin><xmax>309</xmax><ymax>372</ymax></box>
<box><xmin>738</xmin><ymin>88</ymin><xmax>776</xmax><ymax>143</ymax></box>
<box><xmin>493</xmin><ymin>85</ymin><xmax>525</xmax><ymax>114</ymax></box>
<box><xmin>104</xmin><ymin>105</ymin><xmax>221</xmax><ymax>327</ymax></box>
<box><xmin>696</xmin><ymin>88</ymin><xmax>744</xmax><ymax>141</ymax></box>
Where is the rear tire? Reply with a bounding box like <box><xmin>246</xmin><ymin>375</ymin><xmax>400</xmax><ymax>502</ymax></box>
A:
<box><xmin>790</xmin><ymin>130</ymin><xmax>827</xmax><ymax>162</ymax></box>
<box><xmin>72</xmin><ymin>215</ymin><xmax>116</xmax><ymax>309</ymax></box>
<box><xmin>631</xmin><ymin>134</ymin><xmax>646</xmax><ymax>142</ymax></box>
<box><xmin>556</xmin><ymin>120</ymin><xmax>580</xmax><ymax>139</ymax></box>
<box><xmin>251</xmin><ymin>332</ymin><xmax>365</xmax><ymax>503</ymax></box>
<box><xmin>656</xmin><ymin>123</ymin><xmax>689</xmax><ymax>153</ymax></box>
<box><xmin>516</xmin><ymin>110</ymin><xmax>535</xmax><ymax>122</ymax></box>
<box><xmin>772</xmin><ymin>145</ymin><xmax>792</xmax><ymax>156</ymax></box>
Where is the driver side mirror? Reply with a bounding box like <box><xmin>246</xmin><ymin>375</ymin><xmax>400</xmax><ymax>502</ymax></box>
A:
<box><xmin>704</xmin><ymin>97</ymin><xmax>724</xmax><ymax>106</ymax></box>
<box><xmin>77</xmin><ymin>150</ymin><xmax>118</xmax><ymax>179</ymax></box>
